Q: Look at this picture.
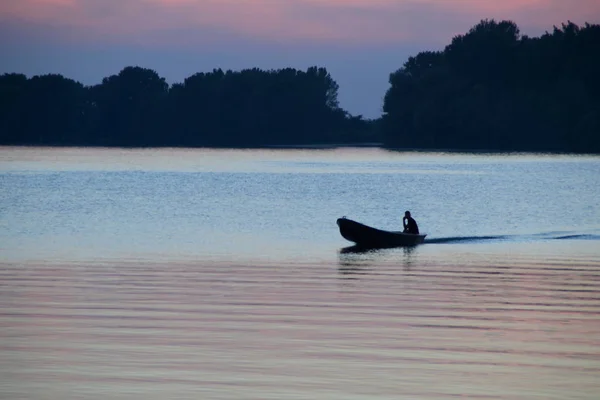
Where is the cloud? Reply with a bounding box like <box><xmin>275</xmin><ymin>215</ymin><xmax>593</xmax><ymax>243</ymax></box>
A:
<box><xmin>1</xmin><ymin>0</ymin><xmax>599</xmax><ymax>47</ymax></box>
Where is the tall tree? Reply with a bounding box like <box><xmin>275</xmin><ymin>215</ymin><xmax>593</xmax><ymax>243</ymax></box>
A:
<box><xmin>90</xmin><ymin>66</ymin><xmax>169</xmax><ymax>146</ymax></box>
<box><xmin>382</xmin><ymin>19</ymin><xmax>600</xmax><ymax>153</ymax></box>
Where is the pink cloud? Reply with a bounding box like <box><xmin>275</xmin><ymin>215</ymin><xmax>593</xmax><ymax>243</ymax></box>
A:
<box><xmin>1</xmin><ymin>0</ymin><xmax>599</xmax><ymax>46</ymax></box>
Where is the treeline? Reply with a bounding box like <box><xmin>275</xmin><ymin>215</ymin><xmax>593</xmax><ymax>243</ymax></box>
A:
<box><xmin>382</xmin><ymin>20</ymin><xmax>600</xmax><ymax>153</ymax></box>
<box><xmin>1</xmin><ymin>20</ymin><xmax>599</xmax><ymax>153</ymax></box>
<box><xmin>0</xmin><ymin>67</ymin><xmax>375</xmax><ymax>147</ymax></box>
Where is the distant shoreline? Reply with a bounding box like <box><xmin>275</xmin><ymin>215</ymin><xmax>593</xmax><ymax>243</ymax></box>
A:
<box><xmin>2</xmin><ymin>21</ymin><xmax>598</xmax><ymax>154</ymax></box>
<box><xmin>264</xmin><ymin>142</ymin><xmax>383</xmax><ymax>149</ymax></box>
<box><xmin>2</xmin><ymin>143</ymin><xmax>599</xmax><ymax>156</ymax></box>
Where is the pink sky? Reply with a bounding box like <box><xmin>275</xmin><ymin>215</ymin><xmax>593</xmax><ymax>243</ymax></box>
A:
<box><xmin>1</xmin><ymin>0</ymin><xmax>599</xmax><ymax>116</ymax></box>
<box><xmin>2</xmin><ymin>0</ymin><xmax>598</xmax><ymax>44</ymax></box>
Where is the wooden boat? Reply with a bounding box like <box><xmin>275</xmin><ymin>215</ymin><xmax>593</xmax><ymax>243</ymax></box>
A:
<box><xmin>336</xmin><ymin>217</ymin><xmax>426</xmax><ymax>248</ymax></box>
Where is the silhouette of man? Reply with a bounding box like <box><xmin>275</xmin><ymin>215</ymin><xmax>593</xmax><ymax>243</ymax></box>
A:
<box><xmin>403</xmin><ymin>211</ymin><xmax>419</xmax><ymax>234</ymax></box>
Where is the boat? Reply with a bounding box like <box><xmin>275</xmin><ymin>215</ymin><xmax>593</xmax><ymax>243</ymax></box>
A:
<box><xmin>336</xmin><ymin>217</ymin><xmax>426</xmax><ymax>248</ymax></box>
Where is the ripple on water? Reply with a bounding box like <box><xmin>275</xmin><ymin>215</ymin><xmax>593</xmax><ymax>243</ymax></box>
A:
<box><xmin>1</xmin><ymin>252</ymin><xmax>600</xmax><ymax>400</ymax></box>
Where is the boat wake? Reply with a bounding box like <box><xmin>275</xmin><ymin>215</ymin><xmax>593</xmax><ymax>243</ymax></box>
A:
<box><xmin>425</xmin><ymin>231</ymin><xmax>600</xmax><ymax>245</ymax></box>
<box><xmin>551</xmin><ymin>233</ymin><xmax>600</xmax><ymax>240</ymax></box>
<box><xmin>425</xmin><ymin>235</ymin><xmax>508</xmax><ymax>244</ymax></box>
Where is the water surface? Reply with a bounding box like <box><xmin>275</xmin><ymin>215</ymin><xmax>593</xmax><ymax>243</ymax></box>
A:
<box><xmin>1</xmin><ymin>147</ymin><xmax>599</xmax><ymax>399</ymax></box>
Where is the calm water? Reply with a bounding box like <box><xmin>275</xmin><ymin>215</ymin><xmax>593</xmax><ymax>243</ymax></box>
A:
<box><xmin>1</xmin><ymin>146</ymin><xmax>600</xmax><ymax>399</ymax></box>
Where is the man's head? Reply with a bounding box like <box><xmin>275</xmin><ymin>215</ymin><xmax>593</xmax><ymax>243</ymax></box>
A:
<box><xmin>405</xmin><ymin>211</ymin><xmax>411</xmax><ymax>217</ymax></box>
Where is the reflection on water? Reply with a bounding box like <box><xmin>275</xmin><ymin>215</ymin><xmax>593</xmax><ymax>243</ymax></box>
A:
<box><xmin>2</xmin><ymin>251</ymin><xmax>600</xmax><ymax>400</ymax></box>
<box><xmin>338</xmin><ymin>245</ymin><xmax>418</xmax><ymax>277</ymax></box>
<box><xmin>1</xmin><ymin>147</ymin><xmax>600</xmax><ymax>399</ymax></box>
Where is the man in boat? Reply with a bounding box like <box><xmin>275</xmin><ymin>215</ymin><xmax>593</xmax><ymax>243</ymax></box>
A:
<box><xmin>403</xmin><ymin>211</ymin><xmax>419</xmax><ymax>234</ymax></box>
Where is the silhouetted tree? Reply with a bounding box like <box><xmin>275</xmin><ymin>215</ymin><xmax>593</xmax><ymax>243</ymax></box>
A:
<box><xmin>0</xmin><ymin>73</ymin><xmax>28</xmax><ymax>144</ymax></box>
<box><xmin>89</xmin><ymin>66</ymin><xmax>169</xmax><ymax>146</ymax></box>
<box><xmin>1</xmin><ymin>65</ymin><xmax>374</xmax><ymax>147</ymax></box>
<box><xmin>382</xmin><ymin>19</ymin><xmax>600</xmax><ymax>153</ymax></box>
<box><xmin>4</xmin><ymin>21</ymin><xmax>597</xmax><ymax>153</ymax></box>
<box><xmin>0</xmin><ymin>73</ymin><xmax>88</xmax><ymax>145</ymax></box>
<box><xmin>168</xmin><ymin>66</ymin><xmax>351</xmax><ymax>146</ymax></box>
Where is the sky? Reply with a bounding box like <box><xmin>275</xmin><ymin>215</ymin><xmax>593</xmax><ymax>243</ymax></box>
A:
<box><xmin>1</xmin><ymin>0</ymin><xmax>599</xmax><ymax>118</ymax></box>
